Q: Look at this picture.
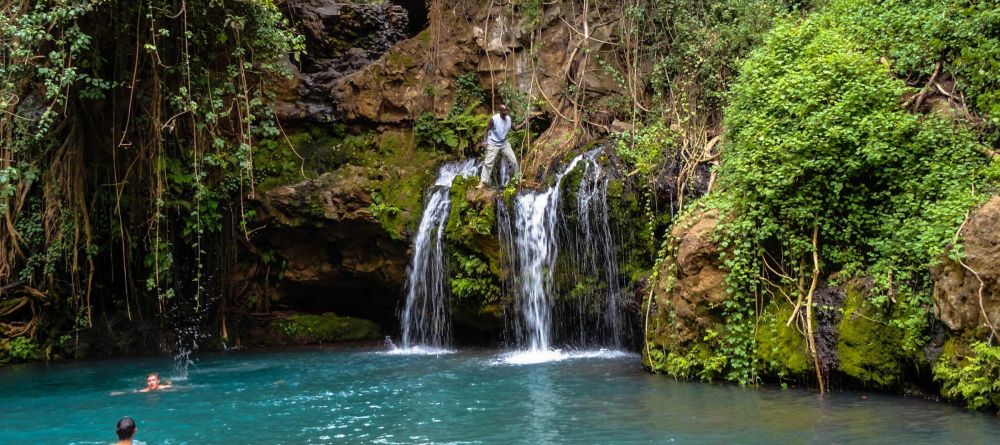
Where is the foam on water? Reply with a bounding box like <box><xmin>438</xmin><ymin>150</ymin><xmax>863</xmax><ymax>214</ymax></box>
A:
<box><xmin>497</xmin><ymin>348</ymin><xmax>636</xmax><ymax>365</ymax></box>
<box><xmin>384</xmin><ymin>345</ymin><xmax>457</xmax><ymax>356</ymax></box>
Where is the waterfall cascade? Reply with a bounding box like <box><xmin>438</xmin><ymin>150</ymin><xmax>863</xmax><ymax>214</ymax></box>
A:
<box><xmin>503</xmin><ymin>148</ymin><xmax>625</xmax><ymax>355</ymax></box>
<box><xmin>398</xmin><ymin>149</ymin><xmax>624</xmax><ymax>358</ymax></box>
<box><xmin>398</xmin><ymin>159</ymin><xmax>479</xmax><ymax>350</ymax></box>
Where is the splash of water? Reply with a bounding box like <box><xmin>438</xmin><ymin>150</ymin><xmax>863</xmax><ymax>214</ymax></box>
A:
<box><xmin>398</xmin><ymin>159</ymin><xmax>479</xmax><ymax>350</ymax></box>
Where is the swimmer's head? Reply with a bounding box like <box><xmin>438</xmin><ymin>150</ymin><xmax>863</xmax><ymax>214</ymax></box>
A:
<box><xmin>145</xmin><ymin>373</ymin><xmax>160</xmax><ymax>390</ymax></box>
<box><xmin>116</xmin><ymin>416</ymin><xmax>136</xmax><ymax>440</ymax></box>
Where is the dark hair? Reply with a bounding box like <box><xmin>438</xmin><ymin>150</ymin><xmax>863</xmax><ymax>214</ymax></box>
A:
<box><xmin>116</xmin><ymin>417</ymin><xmax>136</xmax><ymax>440</ymax></box>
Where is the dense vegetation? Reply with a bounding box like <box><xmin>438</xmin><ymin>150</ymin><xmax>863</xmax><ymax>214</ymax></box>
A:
<box><xmin>642</xmin><ymin>0</ymin><xmax>1000</xmax><ymax>411</ymax></box>
<box><xmin>1</xmin><ymin>0</ymin><xmax>302</xmax><ymax>360</ymax></box>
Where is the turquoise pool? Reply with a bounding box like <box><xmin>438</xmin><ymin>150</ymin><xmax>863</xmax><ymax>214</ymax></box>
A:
<box><xmin>1</xmin><ymin>347</ymin><xmax>997</xmax><ymax>444</ymax></box>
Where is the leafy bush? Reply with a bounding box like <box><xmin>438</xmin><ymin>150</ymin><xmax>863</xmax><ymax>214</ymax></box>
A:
<box><xmin>614</xmin><ymin>123</ymin><xmax>677</xmax><ymax>177</ymax></box>
<box><xmin>2</xmin><ymin>337</ymin><xmax>42</xmax><ymax>363</ymax></box>
<box><xmin>827</xmin><ymin>0</ymin><xmax>1000</xmax><ymax>128</ymax></box>
<box><xmin>934</xmin><ymin>342</ymin><xmax>1000</xmax><ymax>411</ymax></box>
<box><xmin>449</xmin><ymin>252</ymin><xmax>500</xmax><ymax>304</ymax></box>
<box><xmin>709</xmin><ymin>13</ymin><xmax>985</xmax><ymax>383</ymax></box>
<box><xmin>414</xmin><ymin>106</ymin><xmax>487</xmax><ymax>153</ymax></box>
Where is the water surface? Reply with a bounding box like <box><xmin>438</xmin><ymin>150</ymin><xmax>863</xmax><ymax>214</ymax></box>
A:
<box><xmin>1</xmin><ymin>348</ymin><xmax>997</xmax><ymax>444</ymax></box>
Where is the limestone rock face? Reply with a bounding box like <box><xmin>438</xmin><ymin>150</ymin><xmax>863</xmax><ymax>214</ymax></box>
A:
<box><xmin>331</xmin><ymin>1</ymin><xmax>624</xmax><ymax>180</ymax></box>
<box><xmin>649</xmin><ymin>209</ymin><xmax>727</xmax><ymax>346</ymax></box>
<box><xmin>932</xmin><ymin>196</ymin><xmax>1000</xmax><ymax>332</ymax></box>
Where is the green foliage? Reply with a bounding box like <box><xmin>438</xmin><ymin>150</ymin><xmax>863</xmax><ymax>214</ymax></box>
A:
<box><xmin>647</xmin><ymin>340</ymin><xmax>728</xmax><ymax>381</ymax></box>
<box><xmin>414</xmin><ymin>105</ymin><xmax>487</xmax><ymax>152</ymax></box>
<box><xmin>414</xmin><ymin>71</ymin><xmax>490</xmax><ymax>153</ymax></box>
<box><xmin>708</xmin><ymin>11</ymin><xmax>986</xmax><ymax>384</ymax></box>
<box><xmin>613</xmin><ymin>122</ymin><xmax>676</xmax><ymax>176</ymax></box>
<box><xmin>934</xmin><ymin>341</ymin><xmax>1000</xmax><ymax>411</ymax></box>
<box><xmin>1</xmin><ymin>337</ymin><xmax>43</xmax><ymax>363</ymax></box>
<box><xmin>827</xmin><ymin>0</ymin><xmax>1000</xmax><ymax>129</ymax></box>
<box><xmin>449</xmin><ymin>251</ymin><xmax>501</xmax><ymax>304</ymax></box>
<box><xmin>368</xmin><ymin>191</ymin><xmax>402</xmax><ymax>220</ymax></box>
<box><xmin>516</xmin><ymin>0</ymin><xmax>544</xmax><ymax>32</ymax></box>
<box><xmin>633</xmin><ymin>0</ymin><xmax>803</xmax><ymax>116</ymax></box>
<box><xmin>454</xmin><ymin>72</ymin><xmax>486</xmax><ymax>110</ymax></box>
<box><xmin>1</xmin><ymin>0</ymin><xmax>305</xmax><ymax>342</ymax></box>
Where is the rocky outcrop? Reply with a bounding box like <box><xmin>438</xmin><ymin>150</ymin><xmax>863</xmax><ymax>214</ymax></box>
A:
<box><xmin>331</xmin><ymin>1</ymin><xmax>626</xmax><ymax>180</ymax></box>
<box><xmin>932</xmin><ymin>196</ymin><xmax>1000</xmax><ymax>333</ymax></box>
<box><xmin>274</xmin><ymin>0</ymin><xmax>413</xmax><ymax>121</ymax></box>
<box><xmin>648</xmin><ymin>208</ymin><xmax>727</xmax><ymax>347</ymax></box>
<box><xmin>250</xmin><ymin>167</ymin><xmax>409</xmax><ymax>322</ymax></box>
<box><xmin>239</xmin><ymin>127</ymin><xmax>447</xmax><ymax>326</ymax></box>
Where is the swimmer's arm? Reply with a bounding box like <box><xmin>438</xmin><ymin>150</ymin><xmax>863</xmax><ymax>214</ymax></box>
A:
<box><xmin>111</xmin><ymin>389</ymin><xmax>140</xmax><ymax>396</ymax></box>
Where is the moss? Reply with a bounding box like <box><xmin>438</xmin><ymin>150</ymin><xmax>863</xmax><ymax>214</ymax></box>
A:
<box><xmin>444</xmin><ymin>176</ymin><xmax>501</xmax><ymax>272</ymax></box>
<box><xmin>257</xmin><ymin>124</ymin><xmax>370</xmax><ymax>190</ymax></box>
<box><xmin>415</xmin><ymin>29</ymin><xmax>431</xmax><ymax>46</ymax></box>
<box><xmin>836</xmin><ymin>285</ymin><xmax>908</xmax><ymax>387</ymax></box>
<box><xmin>363</xmin><ymin>130</ymin><xmax>446</xmax><ymax>240</ymax></box>
<box><xmin>756</xmin><ymin>301</ymin><xmax>811</xmax><ymax>378</ymax></box>
<box><xmin>385</xmin><ymin>50</ymin><xmax>416</xmax><ymax>74</ymax></box>
<box><xmin>272</xmin><ymin>313</ymin><xmax>381</xmax><ymax>344</ymax></box>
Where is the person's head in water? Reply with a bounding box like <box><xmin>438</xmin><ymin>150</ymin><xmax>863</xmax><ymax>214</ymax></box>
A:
<box><xmin>499</xmin><ymin>104</ymin><xmax>508</xmax><ymax>118</ymax></box>
<box><xmin>116</xmin><ymin>416</ymin><xmax>136</xmax><ymax>443</ymax></box>
<box><xmin>145</xmin><ymin>373</ymin><xmax>161</xmax><ymax>391</ymax></box>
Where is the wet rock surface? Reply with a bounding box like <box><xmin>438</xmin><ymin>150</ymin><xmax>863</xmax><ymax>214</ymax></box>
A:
<box><xmin>255</xmin><ymin>173</ymin><xmax>407</xmax><ymax>319</ymax></box>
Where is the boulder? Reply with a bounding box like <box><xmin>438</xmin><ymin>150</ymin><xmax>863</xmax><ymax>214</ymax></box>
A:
<box><xmin>932</xmin><ymin>196</ymin><xmax>1000</xmax><ymax>332</ymax></box>
<box><xmin>649</xmin><ymin>208</ymin><xmax>727</xmax><ymax>346</ymax></box>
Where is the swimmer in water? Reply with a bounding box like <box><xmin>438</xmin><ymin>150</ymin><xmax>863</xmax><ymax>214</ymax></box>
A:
<box><xmin>115</xmin><ymin>416</ymin><xmax>136</xmax><ymax>445</ymax></box>
<box><xmin>109</xmin><ymin>372</ymin><xmax>173</xmax><ymax>396</ymax></box>
<box><xmin>138</xmin><ymin>372</ymin><xmax>172</xmax><ymax>392</ymax></box>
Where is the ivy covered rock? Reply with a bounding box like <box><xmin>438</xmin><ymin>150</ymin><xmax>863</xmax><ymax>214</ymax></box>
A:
<box><xmin>644</xmin><ymin>208</ymin><xmax>731</xmax><ymax>378</ymax></box>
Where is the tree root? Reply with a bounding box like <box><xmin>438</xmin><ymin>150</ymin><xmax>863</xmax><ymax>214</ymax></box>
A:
<box><xmin>804</xmin><ymin>224</ymin><xmax>825</xmax><ymax>394</ymax></box>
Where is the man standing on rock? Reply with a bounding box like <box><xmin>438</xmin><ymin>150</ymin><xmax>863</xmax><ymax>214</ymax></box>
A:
<box><xmin>477</xmin><ymin>104</ymin><xmax>527</xmax><ymax>189</ymax></box>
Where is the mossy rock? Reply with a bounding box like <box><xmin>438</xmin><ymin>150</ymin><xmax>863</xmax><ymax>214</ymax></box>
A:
<box><xmin>756</xmin><ymin>301</ymin><xmax>811</xmax><ymax>378</ymax></box>
<box><xmin>365</xmin><ymin>130</ymin><xmax>448</xmax><ymax>240</ymax></box>
<box><xmin>271</xmin><ymin>313</ymin><xmax>382</xmax><ymax>345</ymax></box>
<box><xmin>836</xmin><ymin>284</ymin><xmax>908</xmax><ymax>387</ymax></box>
<box><xmin>445</xmin><ymin>176</ymin><xmax>502</xmax><ymax>274</ymax></box>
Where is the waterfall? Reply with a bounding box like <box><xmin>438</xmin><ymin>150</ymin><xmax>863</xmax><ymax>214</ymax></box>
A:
<box><xmin>398</xmin><ymin>159</ymin><xmax>478</xmax><ymax>350</ymax></box>
<box><xmin>570</xmin><ymin>158</ymin><xmax>623</xmax><ymax>348</ymax></box>
<box><xmin>506</xmin><ymin>149</ymin><xmax>623</xmax><ymax>354</ymax></box>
